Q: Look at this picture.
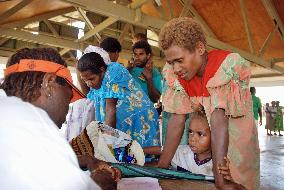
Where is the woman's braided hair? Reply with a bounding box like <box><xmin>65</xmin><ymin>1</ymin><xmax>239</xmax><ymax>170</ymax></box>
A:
<box><xmin>191</xmin><ymin>106</ymin><xmax>209</xmax><ymax>127</ymax></box>
<box><xmin>0</xmin><ymin>48</ymin><xmax>67</xmax><ymax>102</ymax></box>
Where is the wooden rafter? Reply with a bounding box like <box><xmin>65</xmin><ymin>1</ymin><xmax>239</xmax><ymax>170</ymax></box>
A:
<box><xmin>240</xmin><ymin>0</ymin><xmax>254</xmax><ymax>54</ymax></box>
<box><xmin>0</xmin><ymin>0</ymin><xmax>33</xmax><ymax>23</ymax></box>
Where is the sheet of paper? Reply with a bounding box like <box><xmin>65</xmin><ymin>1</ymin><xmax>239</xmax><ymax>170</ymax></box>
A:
<box><xmin>118</xmin><ymin>177</ymin><xmax>162</xmax><ymax>190</ymax></box>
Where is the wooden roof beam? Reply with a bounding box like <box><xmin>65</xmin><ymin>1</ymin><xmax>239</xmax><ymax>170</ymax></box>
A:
<box><xmin>60</xmin><ymin>17</ymin><xmax>118</xmax><ymax>55</ymax></box>
<box><xmin>0</xmin><ymin>0</ymin><xmax>32</xmax><ymax>23</ymax></box>
<box><xmin>1</xmin><ymin>7</ymin><xmax>76</xmax><ymax>28</ymax></box>
<box><xmin>179</xmin><ymin>0</ymin><xmax>216</xmax><ymax>38</ymax></box>
<box><xmin>0</xmin><ymin>38</ymin><xmax>9</xmax><ymax>46</ymax></box>
<box><xmin>259</xmin><ymin>24</ymin><xmax>278</xmax><ymax>57</ymax></box>
<box><xmin>78</xmin><ymin>17</ymin><xmax>118</xmax><ymax>42</ymax></box>
<box><xmin>0</xmin><ymin>27</ymin><xmax>83</xmax><ymax>50</ymax></box>
<box><xmin>75</xmin><ymin>7</ymin><xmax>101</xmax><ymax>42</ymax></box>
<box><xmin>60</xmin><ymin>0</ymin><xmax>166</xmax><ymax>30</ymax></box>
<box><xmin>207</xmin><ymin>37</ymin><xmax>284</xmax><ymax>73</ymax></box>
<box><xmin>129</xmin><ymin>0</ymin><xmax>151</xmax><ymax>9</ymax></box>
<box><xmin>261</xmin><ymin>0</ymin><xmax>284</xmax><ymax>41</ymax></box>
<box><xmin>239</xmin><ymin>0</ymin><xmax>254</xmax><ymax>54</ymax></box>
<box><xmin>43</xmin><ymin>20</ymin><xmax>59</xmax><ymax>37</ymax></box>
<box><xmin>166</xmin><ymin>0</ymin><xmax>174</xmax><ymax>19</ymax></box>
<box><xmin>0</xmin><ymin>48</ymin><xmax>15</xmax><ymax>57</ymax></box>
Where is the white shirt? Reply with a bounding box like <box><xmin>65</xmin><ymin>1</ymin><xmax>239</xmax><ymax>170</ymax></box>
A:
<box><xmin>0</xmin><ymin>90</ymin><xmax>100</xmax><ymax>190</ymax></box>
<box><xmin>171</xmin><ymin>145</ymin><xmax>213</xmax><ymax>177</ymax></box>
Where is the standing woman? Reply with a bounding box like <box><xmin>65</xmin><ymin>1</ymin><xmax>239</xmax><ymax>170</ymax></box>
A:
<box><xmin>158</xmin><ymin>18</ymin><xmax>259</xmax><ymax>189</ymax></box>
<box><xmin>77</xmin><ymin>46</ymin><xmax>160</xmax><ymax>147</ymax></box>
<box><xmin>274</xmin><ymin>101</ymin><xmax>283</xmax><ymax>136</ymax></box>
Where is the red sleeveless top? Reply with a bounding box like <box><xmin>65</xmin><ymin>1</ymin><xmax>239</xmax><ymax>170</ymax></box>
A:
<box><xmin>178</xmin><ymin>50</ymin><xmax>231</xmax><ymax>97</ymax></box>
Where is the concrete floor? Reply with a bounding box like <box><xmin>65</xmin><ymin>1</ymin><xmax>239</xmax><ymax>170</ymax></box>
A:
<box><xmin>259</xmin><ymin>126</ymin><xmax>284</xmax><ymax>190</ymax></box>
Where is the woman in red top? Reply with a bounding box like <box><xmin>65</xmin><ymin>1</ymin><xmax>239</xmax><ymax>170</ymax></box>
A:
<box><xmin>158</xmin><ymin>17</ymin><xmax>259</xmax><ymax>190</ymax></box>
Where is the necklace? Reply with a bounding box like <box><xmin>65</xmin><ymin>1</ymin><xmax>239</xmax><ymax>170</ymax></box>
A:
<box><xmin>194</xmin><ymin>153</ymin><xmax>212</xmax><ymax>166</ymax></box>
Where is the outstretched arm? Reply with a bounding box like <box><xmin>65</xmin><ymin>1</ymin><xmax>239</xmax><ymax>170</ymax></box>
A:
<box><xmin>145</xmin><ymin>78</ymin><xmax>161</xmax><ymax>102</ymax></box>
<box><xmin>211</xmin><ymin>109</ymin><xmax>246</xmax><ymax>190</ymax></box>
<box><xmin>211</xmin><ymin>109</ymin><xmax>229</xmax><ymax>188</ymax></box>
<box><xmin>105</xmin><ymin>98</ymin><xmax>118</xmax><ymax>128</ymax></box>
<box><xmin>158</xmin><ymin>113</ymin><xmax>186</xmax><ymax>168</ymax></box>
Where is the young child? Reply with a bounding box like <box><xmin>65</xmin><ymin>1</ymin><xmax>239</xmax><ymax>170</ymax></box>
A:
<box><xmin>144</xmin><ymin>110</ymin><xmax>232</xmax><ymax>180</ymax></box>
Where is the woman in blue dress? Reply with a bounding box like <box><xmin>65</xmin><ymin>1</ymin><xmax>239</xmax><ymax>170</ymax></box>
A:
<box><xmin>77</xmin><ymin>46</ymin><xmax>160</xmax><ymax>147</ymax></box>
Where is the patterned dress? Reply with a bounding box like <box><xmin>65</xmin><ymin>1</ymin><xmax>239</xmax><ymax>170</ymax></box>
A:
<box><xmin>162</xmin><ymin>50</ymin><xmax>260</xmax><ymax>189</ymax></box>
<box><xmin>275</xmin><ymin>106</ymin><xmax>284</xmax><ymax>131</ymax></box>
<box><xmin>87</xmin><ymin>62</ymin><xmax>160</xmax><ymax>147</ymax></box>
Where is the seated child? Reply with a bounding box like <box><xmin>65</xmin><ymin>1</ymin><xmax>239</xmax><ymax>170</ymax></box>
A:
<box><xmin>144</xmin><ymin>110</ymin><xmax>232</xmax><ymax>180</ymax></box>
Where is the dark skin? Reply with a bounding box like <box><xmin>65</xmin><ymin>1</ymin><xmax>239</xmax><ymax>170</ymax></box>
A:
<box><xmin>80</xmin><ymin>69</ymin><xmax>118</xmax><ymax>129</ymax></box>
<box><xmin>105</xmin><ymin>98</ymin><xmax>118</xmax><ymax>128</ymax></box>
<box><xmin>158</xmin><ymin>113</ymin><xmax>187</xmax><ymax>167</ymax></box>
<box><xmin>210</xmin><ymin>109</ymin><xmax>238</xmax><ymax>189</ymax></box>
<box><xmin>32</xmin><ymin>73</ymin><xmax>73</xmax><ymax>128</ymax></box>
<box><xmin>144</xmin><ymin>117</ymin><xmax>235</xmax><ymax>182</ymax></box>
<box><xmin>76</xmin><ymin>51</ymin><xmax>119</xmax><ymax>96</ymax></box>
<box><xmin>78</xmin><ymin>155</ymin><xmax>121</xmax><ymax>190</ymax></box>
<box><xmin>142</xmin><ymin>58</ymin><xmax>161</xmax><ymax>102</ymax></box>
<box><xmin>133</xmin><ymin>48</ymin><xmax>161</xmax><ymax>102</ymax></box>
<box><xmin>31</xmin><ymin>73</ymin><xmax>122</xmax><ymax>188</ymax></box>
<box><xmin>76</xmin><ymin>69</ymin><xmax>89</xmax><ymax>95</ymax></box>
<box><xmin>159</xmin><ymin>44</ymin><xmax>246</xmax><ymax>190</ymax></box>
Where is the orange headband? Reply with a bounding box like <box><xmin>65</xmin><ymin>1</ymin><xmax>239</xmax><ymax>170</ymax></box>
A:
<box><xmin>4</xmin><ymin>59</ymin><xmax>85</xmax><ymax>103</ymax></box>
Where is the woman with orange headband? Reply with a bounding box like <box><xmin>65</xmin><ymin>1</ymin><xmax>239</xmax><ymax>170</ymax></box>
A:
<box><xmin>0</xmin><ymin>48</ymin><xmax>120</xmax><ymax>190</ymax></box>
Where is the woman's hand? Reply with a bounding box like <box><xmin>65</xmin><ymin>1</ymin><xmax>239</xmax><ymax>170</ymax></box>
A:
<box><xmin>218</xmin><ymin>157</ymin><xmax>233</xmax><ymax>181</ymax></box>
<box><xmin>77</xmin><ymin>155</ymin><xmax>122</xmax><ymax>182</ymax></box>
<box><xmin>93</xmin><ymin>161</ymin><xmax>122</xmax><ymax>182</ymax></box>
<box><xmin>217</xmin><ymin>157</ymin><xmax>247</xmax><ymax>190</ymax></box>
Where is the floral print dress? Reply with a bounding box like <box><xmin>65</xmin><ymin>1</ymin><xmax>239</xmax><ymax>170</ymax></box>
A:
<box><xmin>87</xmin><ymin>62</ymin><xmax>160</xmax><ymax>147</ymax></box>
<box><xmin>162</xmin><ymin>50</ymin><xmax>259</xmax><ymax>189</ymax></box>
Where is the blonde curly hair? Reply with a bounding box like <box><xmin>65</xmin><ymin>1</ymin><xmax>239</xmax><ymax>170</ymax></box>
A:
<box><xmin>159</xmin><ymin>17</ymin><xmax>206</xmax><ymax>52</ymax></box>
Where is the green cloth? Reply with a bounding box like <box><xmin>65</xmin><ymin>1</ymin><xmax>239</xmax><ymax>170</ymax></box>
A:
<box><xmin>252</xmin><ymin>95</ymin><xmax>261</xmax><ymax>120</ymax></box>
<box><xmin>275</xmin><ymin>106</ymin><xmax>284</xmax><ymax>131</ymax></box>
<box><xmin>111</xmin><ymin>163</ymin><xmax>213</xmax><ymax>181</ymax></box>
<box><xmin>129</xmin><ymin>67</ymin><xmax>162</xmax><ymax>101</ymax></box>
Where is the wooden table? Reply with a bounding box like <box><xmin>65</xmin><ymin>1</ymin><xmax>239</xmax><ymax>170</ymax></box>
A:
<box><xmin>159</xmin><ymin>179</ymin><xmax>217</xmax><ymax>190</ymax></box>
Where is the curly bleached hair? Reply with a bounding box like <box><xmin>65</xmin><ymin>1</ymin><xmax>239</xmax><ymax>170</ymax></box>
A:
<box><xmin>159</xmin><ymin>17</ymin><xmax>207</xmax><ymax>52</ymax></box>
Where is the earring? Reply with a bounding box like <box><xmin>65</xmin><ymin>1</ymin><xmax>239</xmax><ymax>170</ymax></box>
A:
<box><xmin>48</xmin><ymin>94</ymin><xmax>51</xmax><ymax>98</ymax></box>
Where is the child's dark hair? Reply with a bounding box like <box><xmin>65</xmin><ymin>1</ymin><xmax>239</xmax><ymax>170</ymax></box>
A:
<box><xmin>100</xmin><ymin>37</ymin><xmax>122</xmax><ymax>53</ymax></box>
<box><xmin>191</xmin><ymin>107</ymin><xmax>209</xmax><ymax>126</ymax></box>
<box><xmin>77</xmin><ymin>52</ymin><xmax>107</xmax><ymax>74</ymax></box>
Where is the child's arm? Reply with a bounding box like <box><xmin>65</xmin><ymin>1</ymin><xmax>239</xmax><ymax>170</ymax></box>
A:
<box><xmin>217</xmin><ymin>157</ymin><xmax>233</xmax><ymax>181</ymax></box>
<box><xmin>143</xmin><ymin>146</ymin><xmax>162</xmax><ymax>155</ymax></box>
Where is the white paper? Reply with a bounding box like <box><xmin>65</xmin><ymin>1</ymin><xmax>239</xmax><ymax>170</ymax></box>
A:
<box><xmin>118</xmin><ymin>177</ymin><xmax>162</xmax><ymax>190</ymax></box>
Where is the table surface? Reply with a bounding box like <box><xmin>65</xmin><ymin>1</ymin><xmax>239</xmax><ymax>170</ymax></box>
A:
<box><xmin>159</xmin><ymin>179</ymin><xmax>217</xmax><ymax>190</ymax></box>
